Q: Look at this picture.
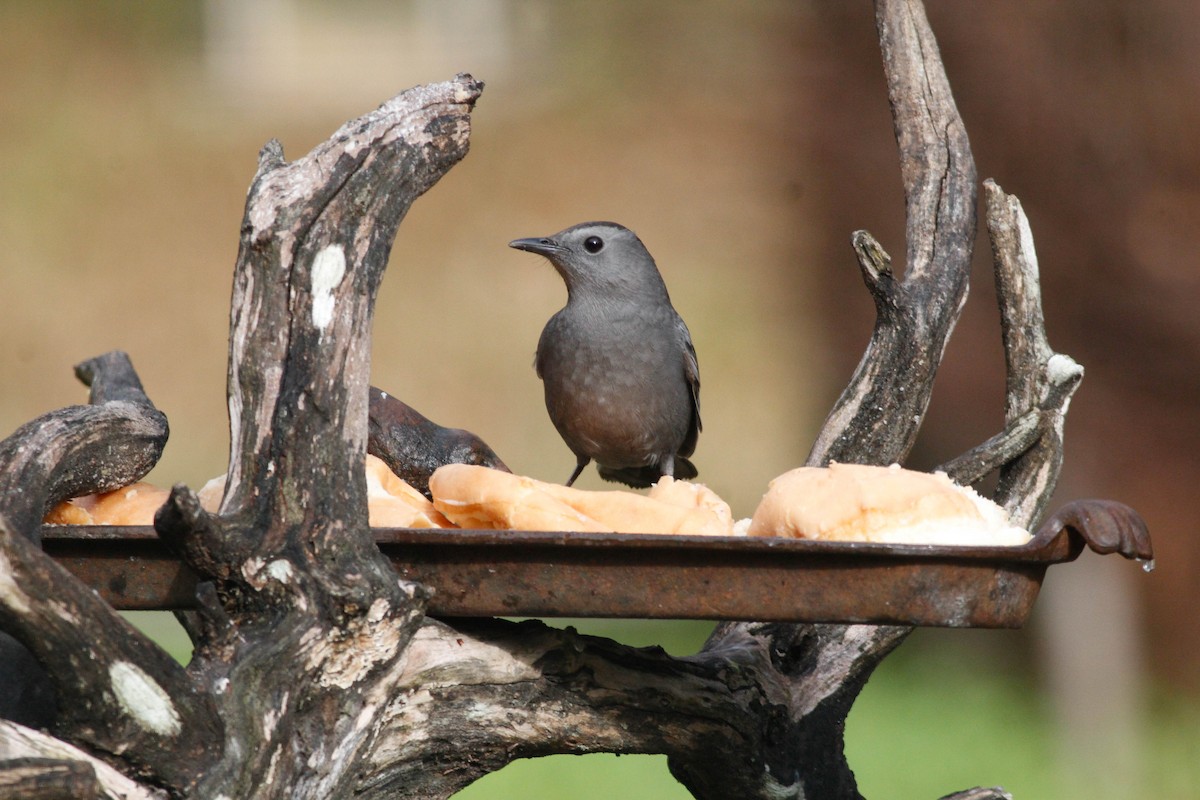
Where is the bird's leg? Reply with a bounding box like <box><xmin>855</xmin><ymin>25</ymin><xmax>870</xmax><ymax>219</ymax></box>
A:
<box><xmin>659</xmin><ymin>454</ymin><xmax>675</xmax><ymax>479</ymax></box>
<box><xmin>565</xmin><ymin>457</ymin><xmax>590</xmax><ymax>487</ymax></box>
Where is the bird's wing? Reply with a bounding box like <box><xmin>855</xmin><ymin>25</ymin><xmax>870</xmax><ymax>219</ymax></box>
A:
<box><xmin>677</xmin><ymin>315</ymin><xmax>702</xmax><ymax>447</ymax></box>
<box><xmin>534</xmin><ymin>315</ymin><xmax>559</xmax><ymax>380</ymax></box>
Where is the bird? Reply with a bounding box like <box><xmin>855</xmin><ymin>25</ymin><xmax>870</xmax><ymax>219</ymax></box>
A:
<box><xmin>509</xmin><ymin>221</ymin><xmax>701</xmax><ymax>489</ymax></box>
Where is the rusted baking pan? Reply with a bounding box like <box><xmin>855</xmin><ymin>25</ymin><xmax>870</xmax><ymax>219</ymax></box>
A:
<box><xmin>41</xmin><ymin>499</ymin><xmax>1150</xmax><ymax>628</ymax></box>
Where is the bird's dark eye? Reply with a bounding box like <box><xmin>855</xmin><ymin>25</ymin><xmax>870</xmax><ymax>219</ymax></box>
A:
<box><xmin>583</xmin><ymin>236</ymin><xmax>604</xmax><ymax>254</ymax></box>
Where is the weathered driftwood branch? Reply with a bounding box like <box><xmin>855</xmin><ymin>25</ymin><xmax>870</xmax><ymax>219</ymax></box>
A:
<box><xmin>149</xmin><ymin>75</ymin><xmax>482</xmax><ymax>798</ymax></box>
<box><xmin>0</xmin><ymin>720</ymin><xmax>166</xmax><ymax>800</ymax></box>
<box><xmin>0</xmin><ymin>510</ymin><xmax>222</xmax><ymax>786</ymax></box>
<box><xmin>939</xmin><ymin>789</ymin><xmax>1013</xmax><ymax>800</ymax></box>
<box><xmin>1</xmin><ymin>351</ymin><xmax>170</xmax><ymax>729</ymax></box>
<box><xmin>984</xmin><ymin>180</ymin><xmax>1085</xmax><ymax>525</ymax></box>
<box><xmin>367</xmin><ymin>387</ymin><xmax>510</xmax><ymax>499</ymax></box>
<box><xmin>0</xmin><ymin>756</ymin><xmax>103</xmax><ymax>800</ymax></box>
<box><xmin>807</xmin><ymin>0</ymin><xmax>976</xmax><ymax>466</ymax></box>
<box><xmin>936</xmin><ymin>179</ymin><xmax>1084</xmax><ymax>530</ymax></box>
<box><xmin>678</xmin><ymin>0</ymin><xmax>977</xmax><ymax>795</ymax></box>
<box><xmin>0</xmin><ymin>351</ymin><xmax>167</xmax><ymax>542</ymax></box>
<box><xmin>0</xmin><ymin>353</ymin><xmax>223</xmax><ymax>786</ymax></box>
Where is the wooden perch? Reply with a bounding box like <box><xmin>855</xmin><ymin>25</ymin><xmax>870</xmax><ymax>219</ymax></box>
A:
<box><xmin>0</xmin><ymin>3</ymin><xmax>1151</xmax><ymax>799</ymax></box>
<box><xmin>808</xmin><ymin>0</ymin><xmax>976</xmax><ymax>468</ymax></box>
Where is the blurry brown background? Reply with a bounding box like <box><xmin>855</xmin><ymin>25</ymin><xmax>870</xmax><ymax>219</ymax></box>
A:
<box><xmin>1</xmin><ymin>1</ymin><xmax>1196</xmax><ymax>796</ymax></box>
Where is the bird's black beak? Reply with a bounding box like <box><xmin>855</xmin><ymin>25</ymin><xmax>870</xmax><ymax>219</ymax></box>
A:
<box><xmin>509</xmin><ymin>237</ymin><xmax>565</xmax><ymax>257</ymax></box>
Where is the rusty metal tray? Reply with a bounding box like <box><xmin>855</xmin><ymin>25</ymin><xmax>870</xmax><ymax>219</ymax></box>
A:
<box><xmin>40</xmin><ymin>516</ymin><xmax>1119</xmax><ymax>628</ymax></box>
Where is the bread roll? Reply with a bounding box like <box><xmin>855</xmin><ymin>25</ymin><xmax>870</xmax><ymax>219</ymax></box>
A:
<box><xmin>43</xmin><ymin>483</ymin><xmax>171</xmax><ymax>526</ymax></box>
<box><xmin>429</xmin><ymin>464</ymin><xmax>734</xmax><ymax>535</ymax></box>
<box><xmin>364</xmin><ymin>453</ymin><xmax>454</xmax><ymax>528</ymax></box>
<box><xmin>747</xmin><ymin>463</ymin><xmax>1030</xmax><ymax>545</ymax></box>
<box><xmin>44</xmin><ymin>455</ymin><xmax>452</xmax><ymax>529</ymax></box>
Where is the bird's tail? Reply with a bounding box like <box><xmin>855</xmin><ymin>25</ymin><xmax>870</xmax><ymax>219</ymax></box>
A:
<box><xmin>598</xmin><ymin>456</ymin><xmax>698</xmax><ymax>489</ymax></box>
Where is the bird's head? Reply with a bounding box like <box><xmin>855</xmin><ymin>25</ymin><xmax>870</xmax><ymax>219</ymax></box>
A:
<box><xmin>509</xmin><ymin>221</ymin><xmax>669</xmax><ymax>301</ymax></box>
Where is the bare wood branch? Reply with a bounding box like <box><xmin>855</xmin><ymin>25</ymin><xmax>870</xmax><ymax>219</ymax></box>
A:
<box><xmin>808</xmin><ymin>0</ymin><xmax>977</xmax><ymax>468</ymax></box>
<box><xmin>220</xmin><ymin>80</ymin><xmax>483</xmax><ymax>538</ymax></box>
<box><xmin>936</xmin><ymin>179</ymin><xmax>1085</xmax><ymax>532</ymax></box>
<box><xmin>347</xmin><ymin>618</ymin><xmax>904</xmax><ymax>799</ymax></box>
<box><xmin>984</xmin><ymin>179</ymin><xmax>1084</xmax><ymax>527</ymax></box>
<box><xmin>149</xmin><ymin>75</ymin><xmax>482</xmax><ymax>799</ymax></box>
<box><xmin>681</xmin><ymin>1</ymin><xmax>978</xmax><ymax>796</ymax></box>
<box><xmin>937</xmin><ymin>409</ymin><xmax>1042</xmax><ymax>485</ymax></box>
<box><xmin>0</xmin><ymin>720</ymin><xmax>166</xmax><ymax>800</ymax></box>
<box><xmin>0</xmin><ymin>351</ymin><xmax>165</xmax><ymax>730</ymax></box>
<box><xmin>0</xmin><ymin>351</ymin><xmax>166</xmax><ymax>542</ymax></box>
<box><xmin>0</xmin><ymin>351</ymin><xmax>223</xmax><ymax>786</ymax></box>
<box><xmin>938</xmin><ymin>789</ymin><xmax>1013</xmax><ymax>800</ymax></box>
<box><xmin>0</xmin><ymin>513</ymin><xmax>223</xmax><ymax>788</ymax></box>
<box><xmin>0</xmin><ymin>757</ymin><xmax>102</xmax><ymax>800</ymax></box>
<box><xmin>169</xmin><ymin>77</ymin><xmax>485</xmax><ymax>625</ymax></box>
<box><xmin>367</xmin><ymin>387</ymin><xmax>509</xmax><ymax>499</ymax></box>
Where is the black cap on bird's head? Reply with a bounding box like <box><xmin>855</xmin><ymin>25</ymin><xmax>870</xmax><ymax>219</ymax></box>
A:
<box><xmin>509</xmin><ymin>221</ymin><xmax>668</xmax><ymax>299</ymax></box>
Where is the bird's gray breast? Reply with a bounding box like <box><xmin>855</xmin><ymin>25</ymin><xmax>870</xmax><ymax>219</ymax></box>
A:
<box><xmin>536</xmin><ymin>302</ymin><xmax>692</xmax><ymax>469</ymax></box>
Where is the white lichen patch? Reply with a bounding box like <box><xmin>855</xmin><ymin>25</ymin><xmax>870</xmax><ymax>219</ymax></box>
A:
<box><xmin>365</xmin><ymin>596</ymin><xmax>390</xmax><ymax>624</ymax></box>
<box><xmin>266</xmin><ymin>559</ymin><xmax>294</xmax><ymax>583</ymax></box>
<box><xmin>109</xmin><ymin>660</ymin><xmax>182</xmax><ymax>737</ymax></box>
<box><xmin>1016</xmin><ymin>205</ymin><xmax>1040</xmax><ymax>277</ymax></box>
<box><xmin>241</xmin><ymin>556</ymin><xmax>266</xmax><ymax>585</ymax></box>
<box><xmin>762</xmin><ymin>767</ymin><xmax>806</xmax><ymax>800</ymax></box>
<box><xmin>241</xmin><ymin>557</ymin><xmax>297</xmax><ymax>591</ymax></box>
<box><xmin>261</xmin><ymin>690</ymin><xmax>289</xmax><ymax>739</ymax></box>
<box><xmin>49</xmin><ymin>598</ymin><xmax>79</xmax><ymax>625</ymax></box>
<box><xmin>1047</xmin><ymin>353</ymin><xmax>1082</xmax><ymax>383</ymax></box>
<box><xmin>311</xmin><ymin>244</ymin><xmax>347</xmax><ymax>332</ymax></box>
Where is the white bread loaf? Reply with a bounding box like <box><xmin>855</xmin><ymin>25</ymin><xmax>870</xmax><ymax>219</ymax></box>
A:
<box><xmin>747</xmin><ymin>462</ymin><xmax>1029</xmax><ymax>545</ymax></box>
<box><xmin>429</xmin><ymin>464</ymin><xmax>734</xmax><ymax>536</ymax></box>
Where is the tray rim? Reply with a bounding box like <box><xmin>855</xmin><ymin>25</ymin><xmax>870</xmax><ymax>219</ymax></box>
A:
<box><xmin>37</xmin><ymin>523</ymin><xmax>1078</xmax><ymax>627</ymax></box>
<box><xmin>39</xmin><ymin>522</ymin><xmax>1081</xmax><ymax>564</ymax></box>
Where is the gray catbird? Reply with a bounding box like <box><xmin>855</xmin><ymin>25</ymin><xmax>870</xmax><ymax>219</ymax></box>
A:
<box><xmin>510</xmin><ymin>221</ymin><xmax>701</xmax><ymax>488</ymax></box>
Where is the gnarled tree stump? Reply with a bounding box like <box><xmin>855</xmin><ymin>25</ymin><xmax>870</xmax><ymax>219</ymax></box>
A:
<box><xmin>0</xmin><ymin>2</ymin><xmax>1149</xmax><ymax>798</ymax></box>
